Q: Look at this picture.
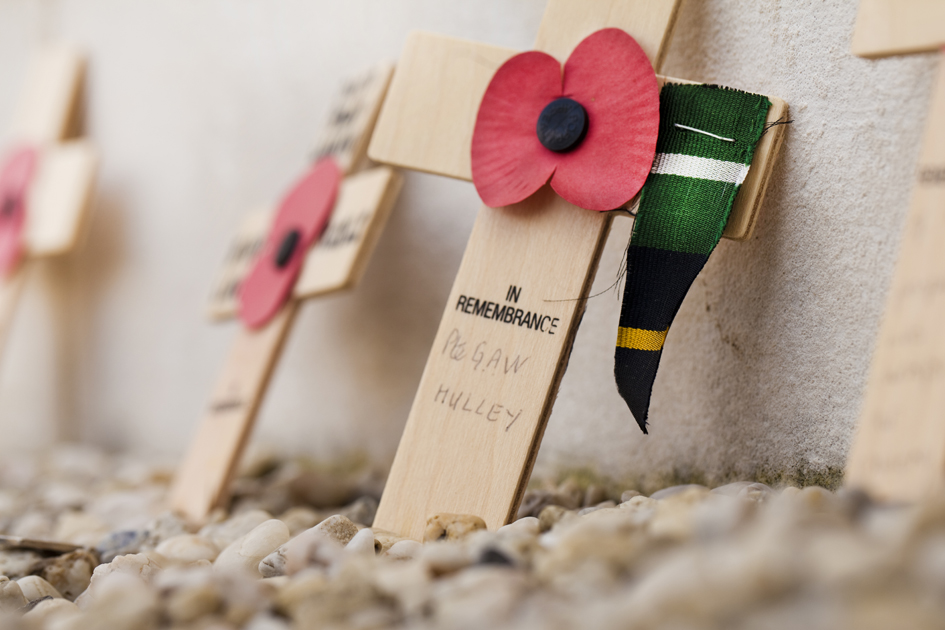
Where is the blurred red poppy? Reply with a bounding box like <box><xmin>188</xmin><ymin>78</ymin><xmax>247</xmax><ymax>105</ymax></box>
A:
<box><xmin>0</xmin><ymin>146</ymin><xmax>38</xmax><ymax>277</ymax></box>
<box><xmin>239</xmin><ymin>157</ymin><xmax>341</xmax><ymax>328</ymax></box>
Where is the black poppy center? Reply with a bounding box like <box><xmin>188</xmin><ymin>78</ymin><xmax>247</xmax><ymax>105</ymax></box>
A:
<box><xmin>1</xmin><ymin>196</ymin><xmax>17</xmax><ymax>218</ymax></box>
<box><xmin>536</xmin><ymin>97</ymin><xmax>588</xmax><ymax>153</ymax></box>
<box><xmin>275</xmin><ymin>229</ymin><xmax>301</xmax><ymax>269</ymax></box>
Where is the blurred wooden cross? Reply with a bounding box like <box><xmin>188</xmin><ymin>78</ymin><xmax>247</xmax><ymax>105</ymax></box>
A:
<box><xmin>0</xmin><ymin>45</ymin><xmax>97</xmax><ymax>363</ymax></box>
<box><xmin>367</xmin><ymin>0</ymin><xmax>787</xmax><ymax>540</ymax></box>
<box><xmin>169</xmin><ymin>63</ymin><xmax>403</xmax><ymax>524</ymax></box>
<box><xmin>846</xmin><ymin>0</ymin><xmax>945</xmax><ymax>501</ymax></box>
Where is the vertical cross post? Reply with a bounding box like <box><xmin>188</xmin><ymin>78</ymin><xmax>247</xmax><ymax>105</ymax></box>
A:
<box><xmin>169</xmin><ymin>64</ymin><xmax>404</xmax><ymax>524</ymax></box>
<box><xmin>845</xmin><ymin>4</ymin><xmax>945</xmax><ymax>500</ymax></box>
<box><xmin>368</xmin><ymin>0</ymin><xmax>787</xmax><ymax>540</ymax></box>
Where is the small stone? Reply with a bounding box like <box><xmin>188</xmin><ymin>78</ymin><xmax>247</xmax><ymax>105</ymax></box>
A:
<box><xmin>712</xmin><ymin>481</ymin><xmax>774</xmax><ymax>503</ymax></box>
<box><xmin>345</xmin><ymin>528</ymin><xmax>378</xmax><ymax>555</ymax></box>
<box><xmin>516</xmin><ymin>490</ymin><xmax>557</xmax><ymax>519</ymax></box>
<box><xmin>373</xmin><ymin>529</ymin><xmax>409</xmax><ymax>554</ymax></box>
<box><xmin>16</xmin><ymin>575</ymin><xmax>63</xmax><ymax>601</ymax></box>
<box><xmin>199</xmin><ymin>509</ymin><xmax>272</xmax><ymax>550</ymax></box>
<box><xmin>337</xmin><ymin>496</ymin><xmax>378</xmax><ymax>527</ymax></box>
<box><xmin>538</xmin><ymin>505</ymin><xmax>571</xmax><ymax>532</ymax></box>
<box><xmin>78</xmin><ymin>572</ymin><xmax>160</xmax><ymax>628</ymax></box>
<box><xmin>555</xmin><ymin>479</ymin><xmax>585</xmax><ymax>509</ymax></box>
<box><xmin>423</xmin><ymin>514</ymin><xmax>487</xmax><ymax>542</ymax></box>
<box><xmin>280</xmin><ymin>527</ymin><xmax>345</xmax><ymax>576</ymax></box>
<box><xmin>649</xmin><ymin>484</ymin><xmax>709</xmax><ymax>501</ymax></box>
<box><xmin>498</xmin><ymin>517</ymin><xmax>539</xmax><ymax>538</ymax></box>
<box><xmin>141</xmin><ymin>512</ymin><xmax>190</xmax><ymax>549</ymax></box>
<box><xmin>95</xmin><ymin>529</ymin><xmax>148</xmax><ymax>563</ymax></box>
<box><xmin>278</xmin><ymin>507</ymin><xmax>321</xmax><ymax>535</ymax></box>
<box><xmin>431</xmin><ymin>566</ymin><xmax>528</xmax><ymax>627</ymax></box>
<box><xmin>214</xmin><ymin>519</ymin><xmax>290</xmax><ymax>577</ymax></box>
<box><xmin>422</xmin><ymin>542</ymin><xmax>472</xmax><ymax>576</ymax></box>
<box><xmin>619</xmin><ymin>495</ymin><xmax>657</xmax><ymax>511</ymax></box>
<box><xmin>155</xmin><ymin>534</ymin><xmax>219</xmax><ymax>564</ymax></box>
<box><xmin>34</xmin><ymin>548</ymin><xmax>97</xmax><ymax>600</ymax></box>
<box><xmin>22</xmin><ymin>596</ymin><xmax>78</xmax><ymax>622</ymax></box>
<box><xmin>386</xmin><ymin>540</ymin><xmax>422</xmax><ymax>561</ymax></box>
<box><xmin>78</xmin><ymin>551</ymin><xmax>165</xmax><ymax>607</ymax></box>
<box><xmin>156</xmin><ymin>569</ymin><xmax>221</xmax><ymax>623</ymax></box>
<box><xmin>579</xmin><ymin>501</ymin><xmax>617</xmax><ymax>516</ymax></box>
<box><xmin>477</xmin><ymin>547</ymin><xmax>514</xmax><ymax>567</ymax></box>
<box><xmin>53</xmin><ymin>511</ymin><xmax>109</xmax><ymax>547</ymax></box>
<box><xmin>583</xmin><ymin>485</ymin><xmax>606</xmax><ymax>508</ymax></box>
<box><xmin>0</xmin><ymin>576</ymin><xmax>28</xmax><ymax>611</ymax></box>
<box><xmin>0</xmin><ymin>550</ymin><xmax>41</xmax><ymax>578</ymax></box>
<box><xmin>620</xmin><ymin>490</ymin><xmax>642</xmax><ymax>502</ymax></box>
<box><xmin>313</xmin><ymin>514</ymin><xmax>359</xmax><ymax>546</ymax></box>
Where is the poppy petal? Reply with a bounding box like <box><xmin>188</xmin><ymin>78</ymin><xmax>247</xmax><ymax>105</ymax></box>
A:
<box><xmin>552</xmin><ymin>28</ymin><xmax>660</xmax><ymax>211</ymax></box>
<box><xmin>239</xmin><ymin>157</ymin><xmax>341</xmax><ymax>328</ymax></box>
<box><xmin>0</xmin><ymin>147</ymin><xmax>38</xmax><ymax>277</ymax></box>
<box><xmin>471</xmin><ymin>51</ymin><xmax>562</xmax><ymax>208</ymax></box>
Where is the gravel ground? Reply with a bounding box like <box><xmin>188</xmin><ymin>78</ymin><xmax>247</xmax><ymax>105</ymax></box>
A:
<box><xmin>0</xmin><ymin>444</ymin><xmax>943</xmax><ymax>630</ymax></box>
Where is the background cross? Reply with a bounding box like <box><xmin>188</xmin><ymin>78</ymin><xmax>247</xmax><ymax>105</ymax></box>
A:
<box><xmin>0</xmin><ymin>45</ymin><xmax>97</xmax><ymax>369</ymax></box>
<box><xmin>169</xmin><ymin>63</ymin><xmax>403</xmax><ymax>524</ymax></box>
<box><xmin>367</xmin><ymin>0</ymin><xmax>787</xmax><ymax>540</ymax></box>
<box><xmin>845</xmin><ymin>1</ymin><xmax>945</xmax><ymax>501</ymax></box>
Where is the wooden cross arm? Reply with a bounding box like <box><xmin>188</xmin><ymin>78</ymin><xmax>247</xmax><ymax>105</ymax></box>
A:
<box><xmin>10</xmin><ymin>44</ymin><xmax>85</xmax><ymax>144</ymax></box>
<box><xmin>852</xmin><ymin>0</ymin><xmax>945</xmax><ymax>58</ymax></box>
<box><xmin>206</xmin><ymin>165</ymin><xmax>402</xmax><ymax>320</ymax></box>
<box><xmin>368</xmin><ymin>32</ymin><xmax>788</xmax><ymax>241</ymax></box>
<box><xmin>26</xmin><ymin>140</ymin><xmax>97</xmax><ymax>257</ymax></box>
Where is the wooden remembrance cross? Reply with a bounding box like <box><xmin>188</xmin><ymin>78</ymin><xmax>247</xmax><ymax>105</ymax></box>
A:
<box><xmin>0</xmin><ymin>45</ymin><xmax>97</xmax><ymax>363</ymax></box>
<box><xmin>368</xmin><ymin>0</ymin><xmax>788</xmax><ymax>540</ymax></box>
<box><xmin>845</xmin><ymin>1</ymin><xmax>945</xmax><ymax>501</ymax></box>
<box><xmin>169</xmin><ymin>63</ymin><xmax>403</xmax><ymax>524</ymax></box>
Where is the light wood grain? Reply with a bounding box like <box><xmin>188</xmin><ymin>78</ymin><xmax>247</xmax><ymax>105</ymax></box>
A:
<box><xmin>25</xmin><ymin>140</ymin><xmax>98</xmax><ymax>256</ymax></box>
<box><xmin>374</xmin><ymin>190</ymin><xmax>611</xmax><ymax>539</ymax></box>
<box><xmin>533</xmin><ymin>0</ymin><xmax>680</xmax><ymax>64</ymax></box>
<box><xmin>368</xmin><ymin>32</ymin><xmax>785</xmax><ymax>241</ymax></box>
<box><xmin>295</xmin><ymin>166</ymin><xmax>403</xmax><ymax>299</ymax></box>
<box><xmin>373</xmin><ymin>0</ymin><xmax>684</xmax><ymax>541</ymax></box>
<box><xmin>0</xmin><ymin>265</ymin><xmax>30</xmax><ymax>366</ymax></box>
<box><xmin>169</xmin><ymin>303</ymin><xmax>299</xmax><ymax>524</ymax></box>
<box><xmin>206</xmin><ymin>209</ymin><xmax>272</xmax><ymax>321</ymax></box>
<box><xmin>845</xmin><ymin>56</ymin><xmax>945</xmax><ymax>501</ymax></box>
<box><xmin>852</xmin><ymin>0</ymin><xmax>945</xmax><ymax>58</ymax></box>
<box><xmin>312</xmin><ymin>62</ymin><xmax>394</xmax><ymax>175</ymax></box>
<box><xmin>8</xmin><ymin>44</ymin><xmax>84</xmax><ymax>143</ymax></box>
<box><xmin>368</xmin><ymin>33</ymin><xmax>516</xmax><ymax>183</ymax></box>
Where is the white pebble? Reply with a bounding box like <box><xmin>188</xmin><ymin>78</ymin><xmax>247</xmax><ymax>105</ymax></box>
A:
<box><xmin>214</xmin><ymin>519</ymin><xmax>290</xmax><ymax>576</ymax></box>
<box><xmin>0</xmin><ymin>576</ymin><xmax>28</xmax><ymax>611</ymax></box>
<box><xmin>386</xmin><ymin>540</ymin><xmax>423</xmax><ymax>561</ymax></box>
<box><xmin>156</xmin><ymin>534</ymin><xmax>220</xmax><ymax>563</ymax></box>
<box><xmin>345</xmin><ymin>528</ymin><xmax>377</xmax><ymax>555</ymax></box>
<box><xmin>17</xmin><ymin>575</ymin><xmax>63</xmax><ymax>601</ymax></box>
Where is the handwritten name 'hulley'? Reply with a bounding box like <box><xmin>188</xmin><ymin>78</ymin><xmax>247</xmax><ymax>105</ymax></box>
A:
<box><xmin>433</xmin><ymin>383</ymin><xmax>523</xmax><ymax>432</ymax></box>
<box><xmin>455</xmin><ymin>290</ymin><xmax>559</xmax><ymax>335</ymax></box>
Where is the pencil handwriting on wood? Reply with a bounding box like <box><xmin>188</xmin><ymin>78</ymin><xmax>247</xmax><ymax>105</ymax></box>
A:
<box><xmin>432</xmin><ymin>382</ymin><xmax>525</xmax><ymax>431</ymax></box>
<box><xmin>441</xmin><ymin>328</ymin><xmax>530</xmax><ymax>376</ymax></box>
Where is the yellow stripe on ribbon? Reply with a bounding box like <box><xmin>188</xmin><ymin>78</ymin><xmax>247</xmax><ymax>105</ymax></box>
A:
<box><xmin>616</xmin><ymin>327</ymin><xmax>668</xmax><ymax>352</ymax></box>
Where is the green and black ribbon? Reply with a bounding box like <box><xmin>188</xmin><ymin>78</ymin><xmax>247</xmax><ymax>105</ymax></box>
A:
<box><xmin>615</xmin><ymin>83</ymin><xmax>771</xmax><ymax>433</ymax></box>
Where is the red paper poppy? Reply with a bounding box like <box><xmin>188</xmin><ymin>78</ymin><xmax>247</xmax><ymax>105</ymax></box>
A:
<box><xmin>471</xmin><ymin>28</ymin><xmax>660</xmax><ymax>211</ymax></box>
<box><xmin>0</xmin><ymin>146</ymin><xmax>38</xmax><ymax>277</ymax></box>
<box><xmin>238</xmin><ymin>157</ymin><xmax>341</xmax><ymax>329</ymax></box>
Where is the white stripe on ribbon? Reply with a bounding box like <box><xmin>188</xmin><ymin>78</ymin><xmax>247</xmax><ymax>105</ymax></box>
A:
<box><xmin>650</xmin><ymin>153</ymin><xmax>750</xmax><ymax>186</ymax></box>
